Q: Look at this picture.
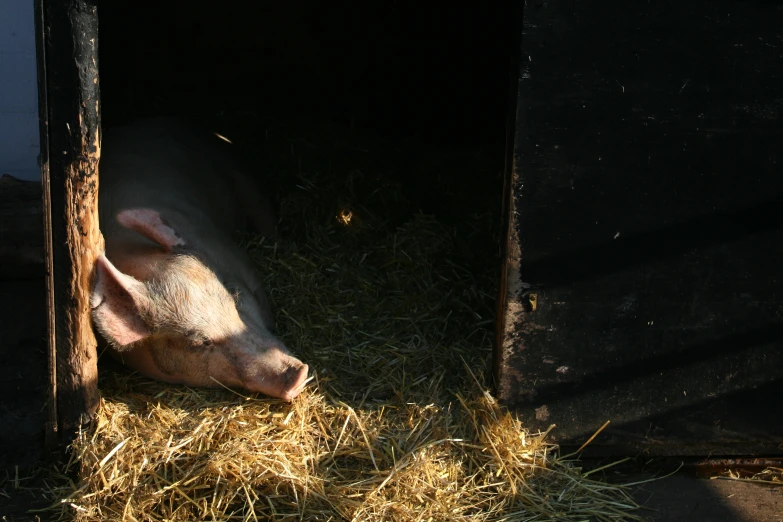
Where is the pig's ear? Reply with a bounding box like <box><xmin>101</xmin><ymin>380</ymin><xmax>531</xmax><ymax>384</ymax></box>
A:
<box><xmin>116</xmin><ymin>208</ymin><xmax>186</xmax><ymax>252</ymax></box>
<box><xmin>91</xmin><ymin>254</ymin><xmax>152</xmax><ymax>348</ymax></box>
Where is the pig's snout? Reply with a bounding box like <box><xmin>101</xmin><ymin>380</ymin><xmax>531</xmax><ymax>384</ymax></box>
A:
<box><xmin>278</xmin><ymin>362</ymin><xmax>310</xmax><ymax>402</ymax></box>
<box><xmin>243</xmin><ymin>347</ymin><xmax>310</xmax><ymax>401</ymax></box>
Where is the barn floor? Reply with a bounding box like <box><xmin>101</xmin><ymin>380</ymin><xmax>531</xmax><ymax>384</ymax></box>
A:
<box><xmin>630</xmin><ymin>475</ymin><xmax>782</xmax><ymax>521</ymax></box>
<box><xmin>1</xmin><ymin>290</ymin><xmax>781</xmax><ymax>522</ymax></box>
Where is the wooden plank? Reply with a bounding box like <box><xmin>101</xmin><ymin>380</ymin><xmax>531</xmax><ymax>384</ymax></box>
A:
<box><xmin>497</xmin><ymin>0</ymin><xmax>783</xmax><ymax>456</ymax></box>
<box><xmin>494</xmin><ymin>2</ymin><xmax>525</xmax><ymax>387</ymax></box>
<box><xmin>35</xmin><ymin>0</ymin><xmax>102</xmax><ymax>443</ymax></box>
<box><xmin>33</xmin><ymin>0</ymin><xmax>57</xmax><ymax>448</ymax></box>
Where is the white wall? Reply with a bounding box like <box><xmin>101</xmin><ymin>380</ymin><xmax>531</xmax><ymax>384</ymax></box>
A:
<box><xmin>0</xmin><ymin>0</ymin><xmax>40</xmax><ymax>182</ymax></box>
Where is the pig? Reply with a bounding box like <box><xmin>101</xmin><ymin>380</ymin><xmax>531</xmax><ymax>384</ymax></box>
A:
<box><xmin>90</xmin><ymin>117</ymin><xmax>309</xmax><ymax>401</ymax></box>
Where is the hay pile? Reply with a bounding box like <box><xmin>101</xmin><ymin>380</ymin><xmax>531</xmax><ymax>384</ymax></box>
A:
<box><xmin>47</xmin><ymin>124</ymin><xmax>645</xmax><ymax>521</ymax></box>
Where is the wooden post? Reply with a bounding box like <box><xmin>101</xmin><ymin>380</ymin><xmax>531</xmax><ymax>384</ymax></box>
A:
<box><xmin>35</xmin><ymin>0</ymin><xmax>102</xmax><ymax>444</ymax></box>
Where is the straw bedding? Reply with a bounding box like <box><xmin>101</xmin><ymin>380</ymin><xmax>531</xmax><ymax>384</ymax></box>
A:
<box><xmin>46</xmin><ymin>124</ymin><xmax>645</xmax><ymax>521</ymax></box>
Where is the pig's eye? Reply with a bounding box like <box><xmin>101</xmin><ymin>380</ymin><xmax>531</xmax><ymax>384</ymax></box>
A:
<box><xmin>185</xmin><ymin>330</ymin><xmax>212</xmax><ymax>347</ymax></box>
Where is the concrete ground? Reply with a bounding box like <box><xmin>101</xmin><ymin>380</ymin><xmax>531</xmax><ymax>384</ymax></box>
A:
<box><xmin>632</xmin><ymin>475</ymin><xmax>782</xmax><ymax>522</ymax></box>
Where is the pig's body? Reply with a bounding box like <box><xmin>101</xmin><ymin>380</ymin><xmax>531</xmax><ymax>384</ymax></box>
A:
<box><xmin>92</xmin><ymin>118</ymin><xmax>309</xmax><ymax>400</ymax></box>
<box><xmin>99</xmin><ymin>119</ymin><xmax>274</xmax><ymax>325</ymax></box>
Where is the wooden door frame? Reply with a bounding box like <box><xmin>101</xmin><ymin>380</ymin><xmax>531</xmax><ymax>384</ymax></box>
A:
<box><xmin>34</xmin><ymin>0</ymin><xmax>102</xmax><ymax>446</ymax></box>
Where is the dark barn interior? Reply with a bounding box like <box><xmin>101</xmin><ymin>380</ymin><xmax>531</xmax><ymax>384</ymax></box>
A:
<box><xmin>93</xmin><ymin>0</ymin><xmax>521</xmax><ymax>411</ymax></box>
<box><xmin>98</xmin><ymin>1</ymin><xmax>518</xmax><ymax>220</ymax></box>
<box><xmin>93</xmin><ymin>0</ymin><xmax>520</xmax><ymax>405</ymax></box>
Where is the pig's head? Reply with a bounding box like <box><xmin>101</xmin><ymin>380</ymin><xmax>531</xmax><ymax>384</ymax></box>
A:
<box><xmin>90</xmin><ymin>208</ymin><xmax>309</xmax><ymax>401</ymax></box>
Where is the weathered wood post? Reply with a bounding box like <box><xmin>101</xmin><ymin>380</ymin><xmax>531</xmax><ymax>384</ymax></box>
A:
<box><xmin>34</xmin><ymin>0</ymin><xmax>102</xmax><ymax>444</ymax></box>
